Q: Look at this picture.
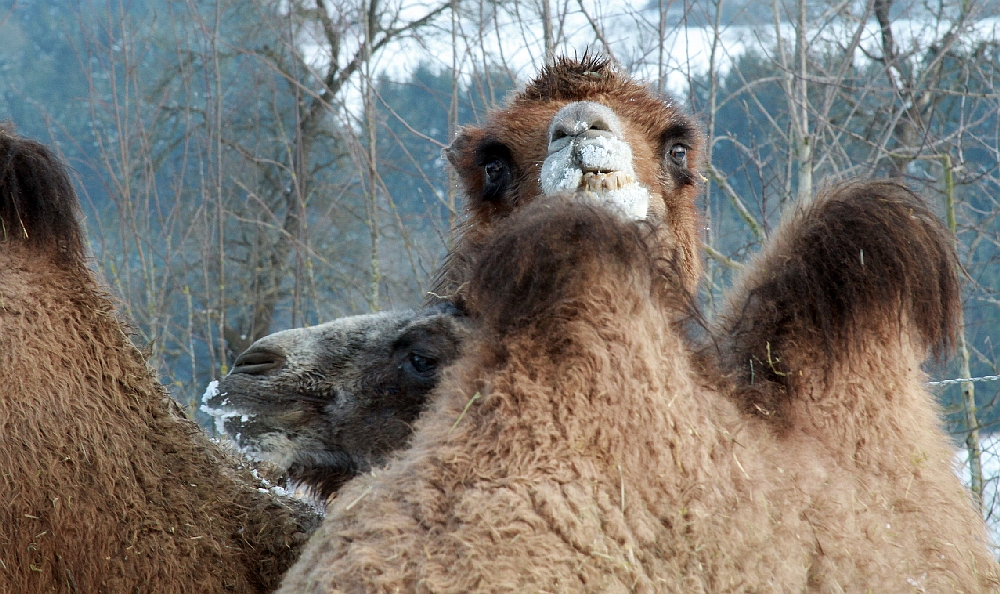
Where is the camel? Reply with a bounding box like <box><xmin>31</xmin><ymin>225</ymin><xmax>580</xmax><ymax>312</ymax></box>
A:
<box><xmin>210</xmin><ymin>54</ymin><xmax>707</xmax><ymax>503</ymax></box>
<box><xmin>270</xmin><ymin>55</ymin><xmax>997</xmax><ymax>592</ymax></box>
<box><xmin>0</xmin><ymin>126</ymin><xmax>321</xmax><ymax>594</ymax></box>
<box><xmin>277</xmin><ymin>191</ymin><xmax>997</xmax><ymax>593</ymax></box>
<box><xmin>436</xmin><ymin>54</ymin><xmax>705</xmax><ymax>303</ymax></box>
<box><xmin>202</xmin><ymin>304</ymin><xmax>470</xmax><ymax>501</ymax></box>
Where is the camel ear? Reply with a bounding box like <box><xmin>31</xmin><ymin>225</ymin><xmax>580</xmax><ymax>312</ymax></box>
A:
<box><xmin>444</xmin><ymin>128</ymin><xmax>477</xmax><ymax>168</ymax></box>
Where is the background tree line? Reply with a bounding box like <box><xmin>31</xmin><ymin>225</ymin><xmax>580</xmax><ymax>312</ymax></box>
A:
<box><xmin>2</xmin><ymin>0</ymin><xmax>999</xmax><ymax>532</ymax></box>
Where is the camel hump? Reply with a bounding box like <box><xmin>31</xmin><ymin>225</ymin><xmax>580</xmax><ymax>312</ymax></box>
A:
<box><xmin>783</xmin><ymin>180</ymin><xmax>961</xmax><ymax>358</ymax></box>
<box><xmin>723</xmin><ymin>179</ymin><xmax>961</xmax><ymax>377</ymax></box>
<box><xmin>465</xmin><ymin>193</ymin><xmax>692</xmax><ymax>337</ymax></box>
<box><xmin>0</xmin><ymin>124</ymin><xmax>86</xmax><ymax>264</ymax></box>
<box><xmin>806</xmin><ymin>180</ymin><xmax>960</xmax><ymax>357</ymax></box>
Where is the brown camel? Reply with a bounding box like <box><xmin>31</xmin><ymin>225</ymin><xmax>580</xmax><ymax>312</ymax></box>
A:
<box><xmin>0</xmin><ymin>126</ymin><xmax>321</xmax><ymax>594</ymax></box>
<box><xmin>271</xmin><ymin>55</ymin><xmax>997</xmax><ymax>592</ymax></box>
<box><xmin>436</xmin><ymin>54</ymin><xmax>705</xmax><ymax>302</ymax></box>
<box><xmin>277</xmin><ymin>191</ymin><xmax>997</xmax><ymax>593</ymax></box>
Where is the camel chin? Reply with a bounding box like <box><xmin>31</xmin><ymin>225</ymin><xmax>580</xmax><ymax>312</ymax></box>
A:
<box><xmin>540</xmin><ymin>100</ymin><xmax>650</xmax><ymax>220</ymax></box>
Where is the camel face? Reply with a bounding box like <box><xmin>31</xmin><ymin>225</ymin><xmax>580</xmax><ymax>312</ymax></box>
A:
<box><xmin>203</xmin><ymin>305</ymin><xmax>469</xmax><ymax>500</ymax></box>
<box><xmin>441</xmin><ymin>54</ymin><xmax>705</xmax><ymax>296</ymax></box>
<box><xmin>540</xmin><ymin>101</ymin><xmax>650</xmax><ymax>219</ymax></box>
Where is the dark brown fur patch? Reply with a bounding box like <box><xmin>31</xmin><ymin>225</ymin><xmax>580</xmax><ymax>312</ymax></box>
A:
<box><xmin>717</xmin><ymin>180</ymin><xmax>961</xmax><ymax>420</ymax></box>
<box><xmin>465</xmin><ymin>193</ymin><xmax>693</xmax><ymax>338</ymax></box>
<box><xmin>0</xmin><ymin>124</ymin><xmax>85</xmax><ymax>265</ymax></box>
<box><xmin>519</xmin><ymin>54</ymin><xmax>623</xmax><ymax>102</ymax></box>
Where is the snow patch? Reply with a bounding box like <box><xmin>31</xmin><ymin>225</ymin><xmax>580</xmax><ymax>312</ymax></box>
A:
<box><xmin>575</xmin><ymin>136</ymin><xmax>634</xmax><ymax>173</ymax></box>
<box><xmin>201</xmin><ymin>380</ymin><xmax>219</xmax><ymax>404</ymax></box>
<box><xmin>199</xmin><ymin>380</ymin><xmax>255</xmax><ymax>437</ymax></box>
<box><xmin>597</xmin><ymin>185</ymin><xmax>651</xmax><ymax>220</ymax></box>
<box><xmin>540</xmin><ymin>149</ymin><xmax>582</xmax><ymax>194</ymax></box>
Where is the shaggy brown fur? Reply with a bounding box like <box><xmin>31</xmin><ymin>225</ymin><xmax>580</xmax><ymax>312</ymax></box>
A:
<box><xmin>712</xmin><ymin>180</ymin><xmax>995</xmax><ymax>590</ymax></box>
<box><xmin>196</xmin><ymin>55</ymin><xmax>994</xmax><ymax>591</ymax></box>
<box><xmin>277</xmin><ymin>192</ymin><xmax>998</xmax><ymax>593</ymax></box>
<box><xmin>279</xmin><ymin>197</ymin><xmax>809</xmax><ymax>593</ymax></box>
<box><xmin>716</xmin><ymin>180</ymin><xmax>961</xmax><ymax>424</ymax></box>
<box><xmin>437</xmin><ymin>54</ymin><xmax>705</xmax><ymax>301</ymax></box>
<box><xmin>0</xmin><ymin>128</ymin><xmax>320</xmax><ymax>594</ymax></box>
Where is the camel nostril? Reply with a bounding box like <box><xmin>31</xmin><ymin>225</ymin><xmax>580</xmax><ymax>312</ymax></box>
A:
<box><xmin>547</xmin><ymin>101</ymin><xmax>625</xmax><ymax>149</ymax></box>
<box><xmin>232</xmin><ymin>346</ymin><xmax>285</xmax><ymax>375</ymax></box>
<box><xmin>587</xmin><ymin>117</ymin><xmax>613</xmax><ymax>133</ymax></box>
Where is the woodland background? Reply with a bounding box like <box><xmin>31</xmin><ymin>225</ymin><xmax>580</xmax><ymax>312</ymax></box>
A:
<box><xmin>2</xmin><ymin>0</ymin><xmax>1000</xmax><ymax>532</ymax></box>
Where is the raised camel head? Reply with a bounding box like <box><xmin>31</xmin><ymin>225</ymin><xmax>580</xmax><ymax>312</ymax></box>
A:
<box><xmin>437</xmin><ymin>53</ymin><xmax>705</xmax><ymax>300</ymax></box>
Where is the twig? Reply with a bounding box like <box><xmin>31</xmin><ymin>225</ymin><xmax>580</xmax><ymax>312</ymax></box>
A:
<box><xmin>450</xmin><ymin>392</ymin><xmax>482</xmax><ymax>433</ymax></box>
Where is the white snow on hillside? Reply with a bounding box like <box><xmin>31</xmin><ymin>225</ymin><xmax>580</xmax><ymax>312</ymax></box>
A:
<box><xmin>958</xmin><ymin>433</ymin><xmax>1000</xmax><ymax>549</ymax></box>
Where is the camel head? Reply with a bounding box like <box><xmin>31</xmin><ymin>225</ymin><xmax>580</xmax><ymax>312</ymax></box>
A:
<box><xmin>202</xmin><ymin>304</ymin><xmax>470</xmax><ymax>501</ymax></box>
<box><xmin>439</xmin><ymin>54</ymin><xmax>705</xmax><ymax>299</ymax></box>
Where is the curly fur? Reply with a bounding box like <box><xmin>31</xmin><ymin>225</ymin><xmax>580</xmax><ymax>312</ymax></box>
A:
<box><xmin>0</xmin><ymin>128</ymin><xmax>321</xmax><ymax>594</ymax></box>
<box><xmin>277</xmin><ymin>193</ymin><xmax>998</xmax><ymax>593</ymax></box>
<box><xmin>270</xmin><ymin>55</ymin><xmax>997</xmax><ymax>592</ymax></box>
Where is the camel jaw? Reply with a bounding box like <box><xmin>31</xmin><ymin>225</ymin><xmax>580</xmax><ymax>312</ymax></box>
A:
<box><xmin>540</xmin><ymin>135</ymin><xmax>650</xmax><ymax>220</ymax></box>
<box><xmin>201</xmin><ymin>379</ymin><xmax>293</xmax><ymax>469</ymax></box>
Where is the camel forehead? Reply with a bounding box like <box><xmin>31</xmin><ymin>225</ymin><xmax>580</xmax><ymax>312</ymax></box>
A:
<box><xmin>253</xmin><ymin>310</ymin><xmax>419</xmax><ymax>372</ymax></box>
<box><xmin>501</xmin><ymin>58</ymin><xmax>685</xmax><ymax>141</ymax></box>
<box><xmin>459</xmin><ymin>57</ymin><xmax>700</xmax><ymax>175</ymax></box>
<box><xmin>259</xmin><ymin>310</ymin><xmax>415</xmax><ymax>348</ymax></box>
<box><xmin>486</xmin><ymin>93</ymin><xmax>683</xmax><ymax>150</ymax></box>
<box><xmin>518</xmin><ymin>54</ymin><xmax>653</xmax><ymax>104</ymax></box>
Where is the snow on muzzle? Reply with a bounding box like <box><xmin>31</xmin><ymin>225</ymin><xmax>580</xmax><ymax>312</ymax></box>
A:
<box><xmin>540</xmin><ymin>100</ymin><xmax>651</xmax><ymax>220</ymax></box>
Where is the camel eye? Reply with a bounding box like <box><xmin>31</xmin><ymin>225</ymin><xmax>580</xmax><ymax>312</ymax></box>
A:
<box><xmin>481</xmin><ymin>156</ymin><xmax>513</xmax><ymax>202</ymax></box>
<box><xmin>668</xmin><ymin>144</ymin><xmax>687</xmax><ymax>166</ymax></box>
<box><xmin>408</xmin><ymin>353</ymin><xmax>437</xmax><ymax>375</ymax></box>
<box><xmin>476</xmin><ymin>141</ymin><xmax>515</xmax><ymax>203</ymax></box>
<box><xmin>484</xmin><ymin>158</ymin><xmax>505</xmax><ymax>183</ymax></box>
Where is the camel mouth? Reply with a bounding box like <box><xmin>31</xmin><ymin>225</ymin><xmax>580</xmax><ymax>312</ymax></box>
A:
<box><xmin>201</xmin><ymin>380</ymin><xmax>257</xmax><ymax>436</ymax></box>
<box><xmin>541</xmin><ymin>136</ymin><xmax>650</xmax><ymax>220</ymax></box>
<box><xmin>581</xmin><ymin>170</ymin><xmax>636</xmax><ymax>192</ymax></box>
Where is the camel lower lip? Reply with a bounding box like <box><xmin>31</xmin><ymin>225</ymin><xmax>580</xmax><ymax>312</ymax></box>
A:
<box><xmin>581</xmin><ymin>171</ymin><xmax>635</xmax><ymax>192</ymax></box>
